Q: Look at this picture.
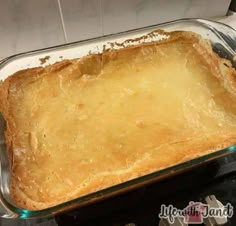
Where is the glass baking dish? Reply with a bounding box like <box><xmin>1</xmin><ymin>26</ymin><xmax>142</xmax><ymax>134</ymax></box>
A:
<box><xmin>0</xmin><ymin>18</ymin><xmax>236</xmax><ymax>219</ymax></box>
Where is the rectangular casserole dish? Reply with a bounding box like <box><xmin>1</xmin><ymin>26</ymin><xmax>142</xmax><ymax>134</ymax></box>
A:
<box><xmin>0</xmin><ymin>18</ymin><xmax>236</xmax><ymax>218</ymax></box>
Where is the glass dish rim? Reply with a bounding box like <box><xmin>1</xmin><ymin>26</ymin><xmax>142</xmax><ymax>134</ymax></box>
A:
<box><xmin>0</xmin><ymin>17</ymin><xmax>236</xmax><ymax>218</ymax></box>
<box><xmin>10</xmin><ymin>146</ymin><xmax>236</xmax><ymax>218</ymax></box>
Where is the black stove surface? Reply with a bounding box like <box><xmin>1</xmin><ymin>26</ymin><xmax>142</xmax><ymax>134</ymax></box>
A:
<box><xmin>55</xmin><ymin>154</ymin><xmax>236</xmax><ymax>226</ymax></box>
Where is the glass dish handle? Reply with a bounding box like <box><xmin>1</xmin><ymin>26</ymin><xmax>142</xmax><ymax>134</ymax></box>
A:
<box><xmin>198</xmin><ymin>19</ymin><xmax>236</xmax><ymax>60</ymax></box>
<box><xmin>0</xmin><ymin>118</ymin><xmax>18</xmax><ymax>218</ymax></box>
<box><xmin>0</xmin><ymin>198</ymin><xmax>17</xmax><ymax>218</ymax></box>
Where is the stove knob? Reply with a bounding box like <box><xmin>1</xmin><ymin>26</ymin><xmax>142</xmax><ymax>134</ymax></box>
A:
<box><xmin>203</xmin><ymin>195</ymin><xmax>227</xmax><ymax>226</ymax></box>
<box><xmin>159</xmin><ymin>217</ymin><xmax>187</xmax><ymax>226</ymax></box>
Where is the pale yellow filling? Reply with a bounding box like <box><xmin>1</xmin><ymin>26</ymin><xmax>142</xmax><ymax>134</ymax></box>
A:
<box><xmin>9</xmin><ymin>40</ymin><xmax>236</xmax><ymax>208</ymax></box>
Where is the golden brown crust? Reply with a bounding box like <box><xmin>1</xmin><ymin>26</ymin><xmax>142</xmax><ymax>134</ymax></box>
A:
<box><xmin>1</xmin><ymin>30</ymin><xmax>236</xmax><ymax>210</ymax></box>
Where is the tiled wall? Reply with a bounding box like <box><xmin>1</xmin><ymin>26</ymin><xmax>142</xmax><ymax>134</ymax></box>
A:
<box><xmin>0</xmin><ymin>0</ymin><xmax>231</xmax><ymax>59</ymax></box>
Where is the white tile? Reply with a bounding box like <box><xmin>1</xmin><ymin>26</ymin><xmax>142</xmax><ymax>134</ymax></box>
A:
<box><xmin>183</xmin><ymin>0</ymin><xmax>231</xmax><ymax>18</ymax></box>
<box><xmin>215</xmin><ymin>11</ymin><xmax>236</xmax><ymax>30</ymax></box>
<box><xmin>133</xmin><ymin>0</ymin><xmax>190</xmax><ymax>28</ymax></box>
<box><xmin>102</xmin><ymin>0</ymin><xmax>139</xmax><ymax>35</ymax></box>
<box><xmin>135</xmin><ymin>0</ymin><xmax>231</xmax><ymax>27</ymax></box>
<box><xmin>102</xmin><ymin>0</ymin><xmax>231</xmax><ymax>35</ymax></box>
<box><xmin>60</xmin><ymin>0</ymin><xmax>102</xmax><ymax>42</ymax></box>
<box><xmin>0</xmin><ymin>0</ymin><xmax>65</xmax><ymax>58</ymax></box>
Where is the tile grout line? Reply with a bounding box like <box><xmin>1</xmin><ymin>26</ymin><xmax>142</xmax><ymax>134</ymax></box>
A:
<box><xmin>57</xmin><ymin>0</ymin><xmax>68</xmax><ymax>43</ymax></box>
<box><xmin>99</xmin><ymin>0</ymin><xmax>104</xmax><ymax>36</ymax></box>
